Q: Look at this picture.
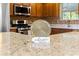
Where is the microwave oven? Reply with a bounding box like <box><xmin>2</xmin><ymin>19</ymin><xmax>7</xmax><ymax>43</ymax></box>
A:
<box><xmin>14</xmin><ymin>5</ymin><xmax>31</xmax><ymax>16</ymax></box>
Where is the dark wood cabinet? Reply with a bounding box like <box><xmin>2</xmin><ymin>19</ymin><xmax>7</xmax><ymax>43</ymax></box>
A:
<box><xmin>10</xmin><ymin>3</ymin><xmax>60</xmax><ymax>17</ymax></box>
<box><xmin>51</xmin><ymin>28</ymin><xmax>73</xmax><ymax>35</ymax></box>
<box><xmin>10</xmin><ymin>29</ymin><xmax>17</xmax><ymax>32</ymax></box>
<box><xmin>10</xmin><ymin>3</ymin><xmax>43</xmax><ymax>17</ymax></box>
<box><xmin>42</xmin><ymin>3</ymin><xmax>60</xmax><ymax>17</ymax></box>
<box><xmin>36</xmin><ymin>3</ymin><xmax>43</xmax><ymax>17</ymax></box>
<box><xmin>31</xmin><ymin>3</ymin><xmax>37</xmax><ymax>16</ymax></box>
<box><xmin>22</xmin><ymin>3</ymin><xmax>31</xmax><ymax>6</ymax></box>
<box><xmin>14</xmin><ymin>3</ymin><xmax>31</xmax><ymax>7</ymax></box>
<box><xmin>31</xmin><ymin>3</ymin><xmax>43</xmax><ymax>17</ymax></box>
<box><xmin>10</xmin><ymin>3</ymin><xmax>14</xmax><ymax>16</ymax></box>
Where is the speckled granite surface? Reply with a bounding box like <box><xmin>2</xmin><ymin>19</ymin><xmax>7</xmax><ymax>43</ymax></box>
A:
<box><xmin>1</xmin><ymin>32</ymin><xmax>79</xmax><ymax>56</ymax></box>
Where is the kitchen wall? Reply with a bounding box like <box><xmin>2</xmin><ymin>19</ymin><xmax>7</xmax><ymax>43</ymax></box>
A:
<box><xmin>42</xmin><ymin>17</ymin><xmax>79</xmax><ymax>24</ymax></box>
<box><xmin>0</xmin><ymin>3</ymin><xmax>2</xmax><ymax>32</ymax></box>
<box><xmin>10</xmin><ymin>16</ymin><xmax>79</xmax><ymax>24</ymax></box>
<box><xmin>2</xmin><ymin>3</ymin><xmax>10</xmax><ymax>32</ymax></box>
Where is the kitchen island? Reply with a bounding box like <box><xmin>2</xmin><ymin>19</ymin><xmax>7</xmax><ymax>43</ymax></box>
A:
<box><xmin>0</xmin><ymin>31</ymin><xmax>79</xmax><ymax>56</ymax></box>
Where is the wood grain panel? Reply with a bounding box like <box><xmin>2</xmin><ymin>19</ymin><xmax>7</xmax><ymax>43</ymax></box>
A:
<box><xmin>42</xmin><ymin>3</ymin><xmax>60</xmax><ymax>17</ymax></box>
<box><xmin>31</xmin><ymin>3</ymin><xmax>37</xmax><ymax>16</ymax></box>
<box><xmin>36</xmin><ymin>3</ymin><xmax>43</xmax><ymax>17</ymax></box>
<box><xmin>51</xmin><ymin>28</ymin><xmax>73</xmax><ymax>35</ymax></box>
<box><xmin>10</xmin><ymin>3</ymin><xmax>14</xmax><ymax>16</ymax></box>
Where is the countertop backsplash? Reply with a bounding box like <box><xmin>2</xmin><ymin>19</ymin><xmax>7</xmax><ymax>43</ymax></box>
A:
<box><xmin>10</xmin><ymin>16</ymin><xmax>79</xmax><ymax>24</ymax></box>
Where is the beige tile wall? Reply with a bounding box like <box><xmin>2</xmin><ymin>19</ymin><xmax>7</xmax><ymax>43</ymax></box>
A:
<box><xmin>10</xmin><ymin>16</ymin><xmax>79</xmax><ymax>24</ymax></box>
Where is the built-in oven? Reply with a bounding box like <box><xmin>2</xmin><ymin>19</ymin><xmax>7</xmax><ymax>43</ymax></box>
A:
<box><xmin>11</xmin><ymin>20</ymin><xmax>27</xmax><ymax>27</ymax></box>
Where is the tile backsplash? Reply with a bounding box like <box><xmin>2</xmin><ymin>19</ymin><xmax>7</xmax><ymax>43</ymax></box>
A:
<box><xmin>10</xmin><ymin>16</ymin><xmax>79</xmax><ymax>24</ymax></box>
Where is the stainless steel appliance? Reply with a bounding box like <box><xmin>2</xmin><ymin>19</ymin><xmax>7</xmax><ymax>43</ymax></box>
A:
<box><xmin>14</xmin><ymin>5</ymin><xmax>31</xmax><ymax>16</ymax></box>
<box><xmin>16</xmin><ymin>20</ymin><xmax>27</xmax><ymax>24</ymax></box>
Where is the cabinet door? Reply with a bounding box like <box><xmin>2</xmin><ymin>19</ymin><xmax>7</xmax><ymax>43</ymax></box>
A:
<box><xmin>42</xmin><ymin>3</ymin><xmax>48</xmax><ymax>17</ymax></box>
<box><xmin>36</xmin><ymin>3</ymin><xmax>43</xmax><ymax>17</ymax></box>
<box><xmin>51</xmin><ymin>28</ymin><xmax>60</xmax><ymax>34</ymax></box>
<box><xmin>51</xmin><ymin>28</ymin><xmax>73</xmax><ymax>35</ymax></box>
<box><xmin>31</xmin><ymin>3</ymin><xmax>43</xmax><ymax>17</ymax></box>
<box><xmin>10</xmin><ymin>29</ymin><xmax>17</xmax><ymax>32</ymax></box>
<box><xmin>31</xmin><ymin>3</ymin><xmax>37</xmax><ymax>16</ymax></box>
<box><xmin>22</xmin><ymin>3</ymin><xmax>31</xmax><ymax>6</ymax></box>
<box><xmin>42</xmin><ymin>3</ymin><xmax>60</xmax><ymax>17</ymax></box>
<box><xmin>46</xmin><ymin>3</ymin><xmax>53</xmax><ymax>16</ymax></box>
<box><xmin>10</xmin><ymin>3</ymin><xmax>14</xmax><ymax>16</ymax></box>
<box><xmin>42</xmin><ymin>3</ymin><xmax>53</xmax><ymax>17</ymax></box>
<box><xmin>14</xmin><ymin>3</ymin><xmax>23</xmax><ymax>6</ymax></box>
<box><xmin>54</xmin><ymin>3</ymin><xmax>60</xmax><ymax>18</ymax></box>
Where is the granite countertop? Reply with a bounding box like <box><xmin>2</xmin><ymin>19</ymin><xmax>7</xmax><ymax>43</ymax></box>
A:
<box><xmin>1</xmin><ymin>31</ymin><xmax>79</xmax><ymax>56</ymax></box>
<box><xmin>50</xmin><ymin>24</ymin><xmax>79</xmax><ymax>29</ymax></box>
